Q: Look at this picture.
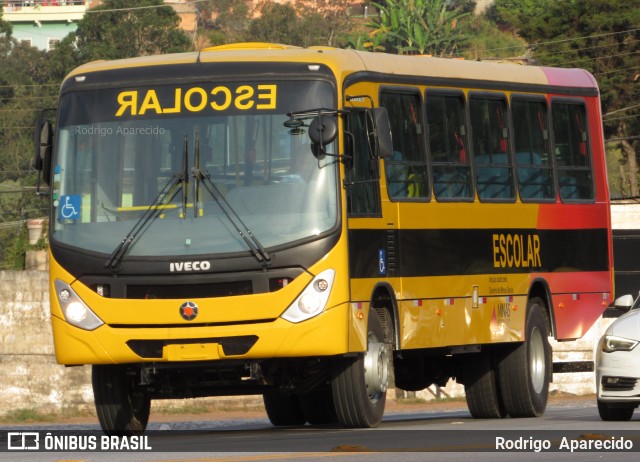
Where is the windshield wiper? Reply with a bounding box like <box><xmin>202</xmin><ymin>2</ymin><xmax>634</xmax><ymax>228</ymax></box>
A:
<box><xmin>192</xmin><ymin>168</ymin><xmax>271</xmax><ymax>264</ymax></box>
<box><xmin>105</xmin><ymin>137</ymin><xmax>189</xmax><ymax>271</ymax></box>
<box><xmin>191</xmin><ymin>163</ymin><xmax>271</xmax><ymax>265</ymax></box>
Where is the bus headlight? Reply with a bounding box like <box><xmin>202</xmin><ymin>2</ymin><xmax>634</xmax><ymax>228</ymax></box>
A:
<box><xmin>281</xmin><ymin>269</ymin><xmax>335</xmax><ymax>323</ymax></box>
<box><xmin>54</xmin><ymin>279</ymin><xmax>104</xmax><ymax>331</ymax></box>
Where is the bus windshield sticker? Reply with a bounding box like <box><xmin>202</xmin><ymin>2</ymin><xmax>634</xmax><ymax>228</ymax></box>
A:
<box><xmin>58</xmin><ymin>195</ymin><xmax>81</xmax><ymax>221</ymax></box>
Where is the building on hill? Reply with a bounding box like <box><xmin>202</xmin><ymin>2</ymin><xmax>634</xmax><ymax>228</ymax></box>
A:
<box><xmin>2</xmin><ymin>1</ymin><xmax>93</xmax><ymax>51</ymax></box>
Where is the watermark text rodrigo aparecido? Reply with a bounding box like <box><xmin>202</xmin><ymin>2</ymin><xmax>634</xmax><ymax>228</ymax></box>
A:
<box><xmin>74</xmin><ymin>124</ymin><xmax>166</xmax><ymax>137</ymax></box>
<box><xmin>496</xmin><ymin>435</ymin><xmax>634</xmax><ymax>452</ymax></box>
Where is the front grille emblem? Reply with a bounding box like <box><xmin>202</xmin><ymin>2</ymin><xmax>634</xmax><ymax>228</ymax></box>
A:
<box><xmin>179</xmin><ymin>301</ymin><xmax>198</xmax><ymax>321</ymax></box>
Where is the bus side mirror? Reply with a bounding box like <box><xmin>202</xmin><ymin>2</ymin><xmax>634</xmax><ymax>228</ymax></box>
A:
<box><xmin>34</xmin><ymin>118</ymin><xmax>53</xmax><ymax>189</ymax></box>
<box><xmin>309</xmin><ymin>115</ymin><xmax>338</xmax><ymax>146</ymax></box>
<box><xmin>367</xmin><ymin>107</ymin><xmax>393</xmax><ymax>159</ymax></box>
<box><xmin>308</xmin><ymin>114</ymin><xmax>338</xmax><ymax>159</ymax></box>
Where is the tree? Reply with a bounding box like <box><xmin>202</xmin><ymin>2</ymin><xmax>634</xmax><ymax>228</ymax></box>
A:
<box><xmin>364</xmin><ymin>0</ymin><xmax>471</xmax><ymax>56</ymax></box>
<box><xmin>293</xmin><ymin>0</ymin><xmax>356</xmax><ymax>48</ymax></box>
<box><xmin>459</xmin><ymin>13</ymin><xmax>528</xmax><ymax>61</ymax></box>
<box><xmin>486</xmin><ymin>0</ymin><xmax>552</xmax><ymax>31</ymax></box>
<box><xmin>493</xmin><ymin>0</ymin><xmax>640</xmax><ymax>197</ymax></box>
<box><xmin>0</xmin><ymin>8</ymin><xmax>78</xmax><ymax>269</ymax></box>
<box><xmin>246</xmin><ymin>1</ymin><xmax>304</xmax><ymax>46</ymax></box>
<box><xmin>74</xmin><ymin>0</ymin><xmax>192</xmax><ymax>61</ymax></box>
<box><xmin>195</xmin><ymin>0</ymin><xmax>251</xmax><ymax>47</ymax></box>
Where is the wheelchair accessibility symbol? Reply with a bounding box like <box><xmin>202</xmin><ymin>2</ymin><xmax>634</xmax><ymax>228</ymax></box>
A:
<box><xmin>378</xmin><ymin>249</ymin><xmax>386</xmax><ymax>276</ymax></box>
<box><xmin>58</xmin><ymin>195</ymin><xmax>81</xmax><ymax>221</ymax></box>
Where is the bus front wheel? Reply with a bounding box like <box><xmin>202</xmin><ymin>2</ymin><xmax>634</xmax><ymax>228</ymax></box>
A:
<box><xmin>498</xmin><ymin>299</ymin><xmax>551</xmax><ymax>417</ymax></box>
<box><xmin>331</xmin><ymin>309</ymin><xmax>390</xmax><ymax>428</ymax></box>
<box><xmin>92</xmin><ymin>365</ymin><xmax>150</xmax><ymax>435</ymax></box>
<box><xmin>263</xmin><ymin>392</ymin><xmax>306</xmax><ymax>426</ymax></box>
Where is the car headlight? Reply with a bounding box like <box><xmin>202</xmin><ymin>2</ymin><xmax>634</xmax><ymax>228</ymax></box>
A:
<box><xmin>602</xmin><ymin>335</ymin><xmax>639</xmax><ymax>353</ymax></box>
<box><xmin>54</xmin><ymin>279</ymin><xmax>104</xmax><ymax>331</ymax></box>
<box><xmin>281</xmin><ymin>269</ymin><xmax>335</xmax><ymax>323</ymax></box>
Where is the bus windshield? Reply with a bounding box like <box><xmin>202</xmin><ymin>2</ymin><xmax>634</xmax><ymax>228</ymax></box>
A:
<box><xmin>51</xmin><ymin>80</ymin><xmax>339</xmax><ymax>257</ymax></box>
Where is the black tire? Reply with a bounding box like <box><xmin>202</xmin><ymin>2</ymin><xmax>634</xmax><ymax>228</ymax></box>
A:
<box><xmin>299</xmin><ymin>388</ymin><xmax>338</xmax><ymax>425</ymax></box>
<box><xmin>331</xmin><ymin>309</ymin><xmax>390</xmax><ymax>428</ymax></box>
<box><xmin>92</xmin><ymin>365</ymin><xmax>151</xmax><ymax>436</ymax></box>
<box><xmin>464</xmin><ymin>350</ymin><xmax>507</xmax><ymax>419</ymax></box>
<box><xmin>497</xmin><ymin>298</ymin><xmax>552</xmax><ymax>417</ymax></box>
<box><xmin>263</xmin><ymin>392</ymin><xmax>306</xmax><ymax>426</ymax></box>
<box><xmin>597</xmin><ymin>401</ymin><xmax>634</xmax><ymax>421</ymax></box>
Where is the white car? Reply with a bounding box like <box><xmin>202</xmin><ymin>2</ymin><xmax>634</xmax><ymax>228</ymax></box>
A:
<box><xmin>596</xmin><ymin>293</ymin><xmax>640</xmax><ymax>421</ymax></box>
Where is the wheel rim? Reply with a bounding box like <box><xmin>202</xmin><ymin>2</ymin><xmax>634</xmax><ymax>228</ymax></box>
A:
<box><xmin>529</xmin><ymin>326</ymin><xmax>546</xmax><ymax>394</ymax></box>
<box><xmin>363</xmin><ymin>332</ymin><xmax>390</xmax><ymax>403</ymax></box>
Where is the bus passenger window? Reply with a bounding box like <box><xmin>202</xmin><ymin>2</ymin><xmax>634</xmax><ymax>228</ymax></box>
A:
<box><xmin>345</xmin><ymin>109</ymin><xmax>381</xmax><ymax>216</ymax></box>
<box><xmin>427</xmin><ymin>93</ymin><xmax>472</xmax><ymax>200</ymax></box>
<box><xmin>511</xmin><ymin>98</ymin><xmax>555</xmax><ymax>201</ymax></box>
<box><xmin>380</xmin><ymin>91</ymin><xmax>429</xmax><ymax>200</ymax></box>
<box><xmin>470</xmin><ymin>96</ymin><xmax>515</xmax><ymax>201</ymax></box>
<box><xmin>552</xmin><ymin>101</ymin><xmax>594</xmax><ymax>201</ymax></box>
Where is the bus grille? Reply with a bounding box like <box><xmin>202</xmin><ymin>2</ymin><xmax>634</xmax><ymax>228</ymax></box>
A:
<box><xmin>126</xmin><ymin>281</ymin><xmax>252</xmax><ymax>299</ymax></box>
<box><xmin>127</xmin><ymin>335</ymin><xmax>258</xmax><ymax>359</ymax></box>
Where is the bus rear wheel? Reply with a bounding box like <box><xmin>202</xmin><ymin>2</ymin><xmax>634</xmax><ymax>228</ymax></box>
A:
<box><xmin>331</xmin><ymin>309</ymin><xmax>390</xmax><ymax>428</ymax></box>
<box><xmin>92</xmin><ymin>365</ymin><xmax>150</xmax><ymax>435</ymax></box>
<box><xmin>464</xmin><ymin>350</ymin><xmax>506</xmax><ymax>418</ymax></box>
<box><xmin>498</xmin><ymin>299</ymin><xmax>551</xmax><ymax>417</ymax></box>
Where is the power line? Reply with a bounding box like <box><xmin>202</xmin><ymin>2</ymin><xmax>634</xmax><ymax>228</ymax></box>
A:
<box><xmin>603</xmin><ymin>114</ymin><xmax>640</xmax><ymax>123</ymax></box>
<box><xmin>604</xmin><ymin>103</ymin><xmax>640</xmax><ymax>117</ymax></box>
<box><xmin>0</xmin><ymin>0</ymin><xmax>208</xmax><ymax>13</ymax></box>
<box><xmin>456</xmin><ymin>27</ymin><xmax>640</xmax><ymax>58</ymax></box>
<box><xmin>558</xmin><ymin>50</ymin><xmax>640</xmax><ymax>67</ymax></box>
<box><xmin>83</xmin><ymin>0</ymin><xmax>210</xmax><ymax>15</ymax></box>
<box><xmin>606</xmin><ymin>135</ymin><xmax>640</xmax><ymax>143</ymax></box>
<box><xmin>594</xmin><ymin>64</ymin><xmax>640</xmax><ymax>77</ymax></box>
<box><xmin>528</xmin><ymin>38</ymin><xmax>640</xmax><ymax>60</ymax></box>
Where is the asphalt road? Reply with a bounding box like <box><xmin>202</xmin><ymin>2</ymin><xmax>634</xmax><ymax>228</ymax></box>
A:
<box><xmin>2</xmin><ymin>396</ymin><xmax>639</xmax><ymax>462</ymax></box>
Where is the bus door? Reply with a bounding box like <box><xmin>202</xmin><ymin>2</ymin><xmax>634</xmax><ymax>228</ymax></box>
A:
<box><xmin>344</xmin><ymin>107</ymin><xmax>395</xmax><ymax>304</ymax></box>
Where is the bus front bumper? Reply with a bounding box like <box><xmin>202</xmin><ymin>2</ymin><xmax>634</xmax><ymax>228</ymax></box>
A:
<box><xmin>51</xmin><ymin>302</ymin><xmax>352</xmax><ymax>365</ymax></box>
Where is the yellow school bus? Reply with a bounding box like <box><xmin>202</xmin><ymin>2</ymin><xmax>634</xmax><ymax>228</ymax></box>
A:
<box><xmin>35</xmin><ymin>43</ymin><xmax>613</xmax><ymax>434</ymax></box>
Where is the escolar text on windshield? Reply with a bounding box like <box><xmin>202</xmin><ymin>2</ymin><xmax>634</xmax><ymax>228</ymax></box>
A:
<box><xmin>115</xmin><ymin>84</ymin><xmax>277</xmax><ymax>117</ymax></box>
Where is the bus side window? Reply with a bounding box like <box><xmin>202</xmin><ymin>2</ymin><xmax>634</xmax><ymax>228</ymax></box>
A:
<box><xmin>511</xmin><ymin>97</ymin><xmax>555</xmax><ymax>201</ymax></box>
<box><xmin>470</xmin><ymin>95</ymin><xmax>515</xmax><ymax>201</ymax></box>
<box><xmin>551</xmin><ymin>101</ymin><xmax>595</xmax><ymax>201</ymax></box>
<box><xmin>380</xmin><ymin>91</ymin><xmax>429</xmax><ymax>200</ymax></box>
<box><xmin>427</xmin><ymin>92</ymin><xmax>473</xmax><ymax>201</ymax></box>
<box><xmin>345</xmin><ymin>109</ymin><xmax>382</xmax><ymax>216</ymax></box>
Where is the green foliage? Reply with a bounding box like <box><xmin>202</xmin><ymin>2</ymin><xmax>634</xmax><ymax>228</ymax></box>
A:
<box><xmin>458</xmin><ymin>14</ymin><xmax>527</xmax><ymax>60</ymax></box>
<box><xmin>292</xmin><ymin>0</ymin><xmax>357</xmax><ymax>48</ymax></box>
<box><xmin>2</xmin><ymin>221</ymin><xmax>26</xmax><ymax>270</ymax></box>
<box><xmin>75</xmin><ymin>0</ymin><xmax>192</xmax><ymax>61</ymax></box>
<box><xmin>364</xmin><ymin>0</ymin><xmax>471</xmax><ymax>56</ymax></box>
<box><xmin>492</xmin><ymin>0</ymin><xmax>640</xmax><ymax>196</ymax></box>
<box><xmin>244</xmin><ymin>0</ymin><xmax>357</xmax><ymax>48</ymax></box>
<box><xmin>487</xmin><ymin>0</ymin><xmax>553</xmax><ymax>30</ymax></box>
<box><xmin>246</xmin><ymin>1</ymin><xmax>303</xmax><ymax>45</ymax></box>
<box><xmin>0</xmin><ymin>408</ymin><xmax>56</xmax><ymax>423</ymax></box>
<box><xmin>197</xmin><ymin>0</ymin><xmax>251</xmax><ymax>46</ymax></box>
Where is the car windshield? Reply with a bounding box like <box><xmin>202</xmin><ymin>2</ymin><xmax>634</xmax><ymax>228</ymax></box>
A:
<box><xmin>51</xmin><ymin>80</ymin><xmax>339</xmax><ymax>257</ymax></box>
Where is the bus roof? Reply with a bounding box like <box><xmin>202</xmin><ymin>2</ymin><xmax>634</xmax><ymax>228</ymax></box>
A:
<box><xmin>65</xmin><ymin>43</ymin><xmax>598</xmax><ymax>93</ymax></box>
